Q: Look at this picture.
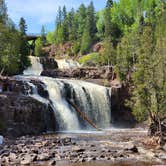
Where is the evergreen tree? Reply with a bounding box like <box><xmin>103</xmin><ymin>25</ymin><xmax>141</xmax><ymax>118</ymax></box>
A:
<box><xmin>18</xmin><ymin>17</ymin><xmax>30</xmax><ymax>71</ymax></box>
<box><xmin>56</xmin><ymin>6</ymin><xmax>62</xmax><ymax>27</ymax></box>
<box><xmin>67</xmin><ymin>8</ymin><xmax>77</xmax><ymax>41</ymax></box>
<box><xmin>0</xmin><ymin>0</ymin><xmax>7</xmax><ymax>24</ymax></box>
<box><xmin>80</xmin><ymin>2</ymin><xmax>97</xmax><ymax>54</ymax></box>
<box><xmin>76</xmin><ymin>4</ymin><xmax>86</xmax><ymax>37</ymax></box>
<box><xmin>62</xmin><ymin>6</ymin><xmax>69</xmax><ymax>42</ymax></box>
<box><xmin>106</xmin><ymin>0</ymin><xmax>113</xmax><ymax>8</ymax></box>
<box><xmin>19</xmin><ymin>17</ymin><xmax>27</xmax><ymax>35</ymax></box>
<box><xmin>62</xmin><ymin>5</ymin><xmax>67</xmax><ymax>21</ymax></box>
<box><xmin>87</xmin><ymin>1</ymin><xmax>97</xmax><ymax>40</ymax></box>
<box><xmin>131</xmin><ymin>25</ymin><xmax>156</xmax><ymax>121</ymax></box>
<box><xmin>102</xmin><ymin>0</ymin><xmax>114</xmax><ymax>65</ymax></box>
<box><xmin>41</xmin><ymin>25</ymin><xmax>46</xmax><ymax>45</ymax></box>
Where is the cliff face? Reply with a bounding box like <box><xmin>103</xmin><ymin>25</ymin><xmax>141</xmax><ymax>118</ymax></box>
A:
<box><xmin>111</xmin><ymin>85</ymin><xmax>136</xmax><ymax>128</ymax></box>
<box><xmin>0</xmin><ymin>78</ymin><xmax>56</xmax><ymax>138</ymax></box>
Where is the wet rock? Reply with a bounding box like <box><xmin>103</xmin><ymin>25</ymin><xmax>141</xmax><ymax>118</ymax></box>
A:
<box><xmin>124</xmin><ymin>143</ymin><xmax>138</xmax><ymax>153</ymax></box>
<box><xmin>75</xmin><ymin>148</ymin><xmax>86</xmax><ymax>153</ymax></box>
<box><xmin>163</xmin><ymin>144</ymin><xmax>166</xmax><ymax>151</ymax></box>
<box><xmin>0</xmin><ymin>93</ymin><xmax>56</xmax><ymax>137</ymax></box>
<box><xmin>20</xmin><ymin>154</ymin><xmax>32</xmax><ymax>165</ymax></box>
<box><xmin>0</xmin><ymin>135</ymin><xmax>3</xmax><ymax>144</ymax></box>
<box><xmin>40</xmin><ymin>57</ymin><xmax>58</xmax><ymax>70</ymax></box>
<box><xmin>41</xmin><ymin>67</ymin><xmax>114</xmax><ymax>80</ymax></box>
<box><xmin>158</xmin><ymin>152</ymin><xmax>166</xmax><ymax>160</ymax></box>
<box><xmin>49</xmin><ymin>159</ymin><xmax>57</xmax><ymax>165</ymax></box>
<box><xmin>37</xmin><ymin>153</ymin><xmax>50</xmax><ymax>161</ymax></box>
<box><xmin>9</xmin><ymin>152</ymin><xmax>17</xmax><ymax>161</ymax></box>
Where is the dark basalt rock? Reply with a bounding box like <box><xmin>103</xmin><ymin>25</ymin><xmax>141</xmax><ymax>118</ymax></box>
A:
<box><xmin>0</xmin><ymin>93</ymin><xmax>56</xmax><ymax>137</ymax></box>
<box><xmin>40</xmin><ymin>57</ymin><xmax>58</xmax><ymax>70</ymax></box>
<box><xmin>0</xmin><ymin>77</ymin><xmax>56</xmax><ymax>138</ymax></box>
<box><xmin>41</xmin><ymin>66</ymin><xmax>115</xmax><ymax>80</ymax></box>
<box><xmin>111</xmin><ymin>85</ymin><xmax>136</xmax><ymax>128</ymax></box>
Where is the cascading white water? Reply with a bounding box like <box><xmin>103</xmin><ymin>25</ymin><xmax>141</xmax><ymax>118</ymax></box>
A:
<box><xmin>23</xmin><ymin>56</ymin><xmax>43</xmax><ymax>75</ymax></box>
<box><xmin>21</xmin><ymin>76</ymin><xmax>111</xmax><ymax>131</ymax></box>
<box><xmin>56</xmin><ymin>59</ymin><xmax>81</xmax><ymax>69</ymax></box>
<box><xmin>22</xmin><ymin>57</ymin><xmax>111</xmax><ymax>131</ymax></box>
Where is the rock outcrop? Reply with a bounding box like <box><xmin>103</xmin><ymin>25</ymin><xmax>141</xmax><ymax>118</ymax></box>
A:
<box><xmin>41</xmin><ymin>66</ymin><xmax>116</xmax><ymax>80</ymax></box>
<box><xmin>40</xmin><ymin>57</ymin><xmax>58</xmax><ymax>70</ymax></box>
<box><xmin>111</xmin><ymin>84</ymin><xmax>136</xmax><ymax>128</ymax></box>
<box><xmin>0</xmin><ymin>77</ymin><xmax>56</xmax><ymax>137</ymax></box>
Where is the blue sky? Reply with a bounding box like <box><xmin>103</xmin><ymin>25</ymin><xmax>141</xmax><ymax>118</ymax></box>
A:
<box><xmin>5</xmin><ymin>0</ymin><xmax>107</xmax><ymax>33</ymax></box>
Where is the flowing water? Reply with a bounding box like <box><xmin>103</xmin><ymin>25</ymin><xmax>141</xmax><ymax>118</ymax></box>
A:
<box><xmin>23</xmin><ymin>56</ymin><xmax>43</xmax><ymax>75</ymax></box>
<box><xmin>55</xmin><ymin>59</ymin><xmax>81</xmax><ymax>69</ymax></box>
<box><xmin>21</xmin><ymin>56</ymin><xmax>111</xmax><ymax>131</ymax></box>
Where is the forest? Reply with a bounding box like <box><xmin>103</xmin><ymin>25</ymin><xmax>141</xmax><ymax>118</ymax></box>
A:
<box><xmin>0</xmin><ymin>0</ymin><xmax>166</xmax><ymax>128</ymax></box>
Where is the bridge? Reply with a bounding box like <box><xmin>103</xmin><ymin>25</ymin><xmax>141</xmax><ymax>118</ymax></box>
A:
<box><xmin>26</xmin><ymin>33</ymin><xmax>40</xmax><ymax>55</ymax></box>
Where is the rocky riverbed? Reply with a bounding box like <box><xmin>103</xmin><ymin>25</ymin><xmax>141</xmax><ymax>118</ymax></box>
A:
<box><xmin>0</xmin><ymin>128</ymin><xmax>166</xmax><ymax>166</ymax></box>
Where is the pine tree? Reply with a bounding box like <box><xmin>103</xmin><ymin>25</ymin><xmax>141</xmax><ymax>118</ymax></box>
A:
<box><xmin>102</xmin><ymin>0</ymin><xmax>114</xmax><ymax>65</ymax></box>
<box><xmin>18</xmin><ymin>17</ymin><xmax>30</xmax><ymax>71</ymax></box>
<box><xmin>62</xmin><ymin>5</ymin><xmax>67</xmax><ymax>21</ymax></box>
<box><xmin>106</xmin><ymin>0</ymin><xmax>113</xmax><ymax>8</ymax></box>
<box><xmin>19</xmin><ymin>17</ymin><xmax>27</xmax><ymax>35</ymax></box>
<box><xmin>67</xmin><ymin>8</ymin><xmax>77</xmax><ymax>41</ymax></box>
<box><xmin>87</xmin><ymin>1</ymin><xmax>97</xmax><ymax>40</ymax></box>
<box><xmin>62</xmin><ymin>6</ymin><xmax>68</xmax><ymax>42</ymax></box>
<box><xmin>131</xmin><ymin>25</ymin><xmax>156</xmax><ymax>121</ymax></box>
<box><xmin>0</xmin><ymin>0</ymin><xmax>7</xmax><ymax>24</ymax></box>
<box><xmin>56</xmin><ymin>6</ymin><xmax>62</xmax><ymax>27</ymax></box>
<box><xmin>80</xmin><ymin>1</ymin><xmax>97</xmax><ymax>54</ymax></box>
<box><xmin>41</xmin><ymin>25</ymin><xmax>46</xmax><ymax>46</ymax></box>
<box><xmin>76</xmin><ymin>4</ymin><xmax>86</xmax><ymax>37</ymax></box>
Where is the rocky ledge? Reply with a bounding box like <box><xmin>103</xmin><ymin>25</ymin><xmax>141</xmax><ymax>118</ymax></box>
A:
<box><xmin>41</xmin><ymin>66</ymin><xmax>115</xmax><ymax>80</ymax></box>
<box><xmin>0</xmin><ymin>77</ymin><xmax>56</xmax><ymax>137</ymax></box>
<box><xmin>40</xmin><ymin>57</ymin><xmax>58</xmax><ymax>70</ymax></box>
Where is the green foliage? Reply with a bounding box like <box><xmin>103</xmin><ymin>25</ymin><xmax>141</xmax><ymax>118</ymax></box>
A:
<box><xmin>0</xmin><ymin>0</ymin><xmax>7</xmax><ymax>24</ymax></box>
<box><xmin>41</xmin><ymin>25</ymin><xmax>46</xmax><ymax>45</ymax></box>
<box><xmin>46</xmin><ymin>31</ymin><xmax>56</xmax><ymax>44</ymax></box>
<box><xmin>0</xmin><ymin>23</ymin><xmax>21</xmax><ymax>75</ymax></box>
<box><xmin>35</xmin><ymin>37</ymin><xmax>43</xmax><ymax>56</ymax></box>
<box><xmin>79</xmin><ymin>52</ymin><xmax>100</xmax><ymax>66</ymax></box>
<box><xmin>80</xmin><ymin>28</ymin><xmax>92</xmax><ymax>55</ymax></box>
<box><xmin>0</xmin><ymin>1</ymin><xmax>30</xmax><ymax>75</ymax></box>
<box><xmin>19</xmin><ymin>17</ymin><xmax>30</xmax><ymax>71</ymax></box>
<box><xmin>19</xmin><ymin>17</ymin><xmax>27</xmax><ymax>35</ymax></box>
<box><xmin>76</xmin><ymin>4</ymin><xmax>86</xmax><ymax>36</ymax></box>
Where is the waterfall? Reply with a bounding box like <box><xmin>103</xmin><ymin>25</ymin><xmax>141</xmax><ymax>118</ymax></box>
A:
<box><xmin>21</xmin><ymin>56</ymin><xmax>112</xmax><ymax>131</ymax></box>
<box><xmin>56</xmin><ymin>59</ymin><xmax>81</xmax><ymax>69</ymax></box>
<box><xmin>23</xmin><ymin>56</ymin><xmax>43</xmax><ymax>75</ymax></box>
<box><xmin>20</xmin><ymin>76</ymin><xmax>111</xmax><ymax>131</ymax></box>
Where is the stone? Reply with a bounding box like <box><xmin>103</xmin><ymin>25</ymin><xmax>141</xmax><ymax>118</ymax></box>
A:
<box><xmin>9</xmin><ymin>152</ymin><xmax>17</xmax><ymax>161</ymax></box>
<box><xmin>49</xmin><ymin>160</ymin><xmax>56</xmax><ymax>165</ymax></box>
<box><xmin>0</xmin><ymin>135</ymin><xmax>3</xmax><ymax>144</ymax></box>
<box><xmin>0</xmin><ymin>86</ymin><xmax>56</xmax><ymax>137</ymax></box>
<box><xmin>37</xmin><ymin>153</ymin><xmax>50</xmax><ymax>161</ymax></box>
<box><xmin>20</xmin><ymin>154</ymin><xmax>32</xmax><ymax>165</ymax></box>
<box><xmin>163</xmin><ymin>144</ymin><xmax>166</xmax><ymax>151</ymax></box>
<box><xmin>124</xmin><ymin>143</ymin><xmax>138</xmax><ymax>153</ymax></box>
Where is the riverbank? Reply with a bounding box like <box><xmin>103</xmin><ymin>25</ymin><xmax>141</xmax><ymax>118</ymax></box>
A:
<box><xmin>0</xmin><ymin>128</ymin><xmax>166</xmax><ymax>166</ymax></box>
